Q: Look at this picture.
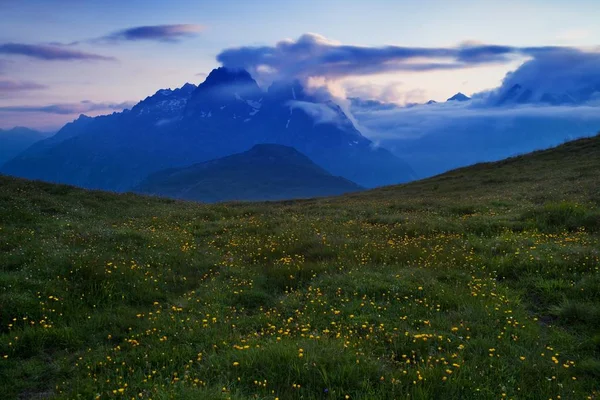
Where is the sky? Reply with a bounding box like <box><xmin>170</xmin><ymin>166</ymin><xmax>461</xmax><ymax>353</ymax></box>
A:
<box><xmin>0</xmin><ymin>0</ymin><xmax>599</xmax><ymax>130</ymax></box>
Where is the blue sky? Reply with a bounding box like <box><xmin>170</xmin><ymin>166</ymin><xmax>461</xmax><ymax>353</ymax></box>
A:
<box><xmin>1</xmin><ymin>0</ymin><xmax>599</xmax><ymax>130</ymax></box>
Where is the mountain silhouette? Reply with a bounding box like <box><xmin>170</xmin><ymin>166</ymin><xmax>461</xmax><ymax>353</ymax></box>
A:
<box><xmin>2</xmin><ymin>67</ymin><xmax>415</xmax><ymax>190</ymax></box>
<box><xmin>136</xmin><ymin>144</ymin><xmax>363</xmax><ymax>202</ymax></box>
<box><xmin>0</xmin><ymin>127</ymin><xmax>47</xmax><ymax>167</ymax></box>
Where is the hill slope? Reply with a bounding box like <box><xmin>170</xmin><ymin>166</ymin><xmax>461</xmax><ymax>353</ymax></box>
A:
<box><xmin>1</xmin><ymin>135</ymin><xmax>599</xmax><ymax>399</ymax></box>
<box><xmin>136</xmin><ymin>144</ymin><xmax>363</xmax><ymax>202</ymax></box>
<box><xmin>367</xmin><ymin>133</ymin><xmax>600</xmax><ymax>204</ymax></box>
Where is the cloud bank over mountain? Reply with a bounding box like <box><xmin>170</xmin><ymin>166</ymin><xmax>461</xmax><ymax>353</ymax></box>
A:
<box><xmin>481</xmin><ymin>49</ymin><xmax>600</xmax><ymax>106</ymax></box>
<box><xmin>351</xmin><ymin>99</ymin><xmax>600</xmax><ymax>178</ymax></box>
<box><xmin>228</xmin><ymin>34</ymin><xmax>592</xmax><ymax>178</ymax></box>
<box><xmin>217</xmin><ymin>33</ymin><xmax>583</xmax><ymax>84</ymax></box>
<box><xmin>347</xmin><ymin>46</ymin><xmax>600</xmax><ymax>152</ymax></box>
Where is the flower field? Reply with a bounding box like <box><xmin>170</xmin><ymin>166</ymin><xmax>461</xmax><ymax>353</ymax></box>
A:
<box><xmin>1</xmin><ymin>135</ymin><xmax>599</xmax><ymax>399</ymax></box>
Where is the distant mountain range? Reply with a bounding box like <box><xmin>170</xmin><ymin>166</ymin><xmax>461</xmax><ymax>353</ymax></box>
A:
<box><xmin>492</xmin><ymin>83</ymin><xmax>600</xmax><ymax>106</ymax></box>
<box><xmin>0</xmin><ymin>127</ymin><xmax>48</xmax><ymax>167</ymax></box>
<box><xmin>136</xmin><ymin>144</ymin><xmax>362</xmax><ymax>202</ymax></box>
<box><xmin>1</xmin><ymin>67</ymin><xmax>415</xmax><ymax>191</ymax></box>
<box><xmin>351</xmin><ymin>79</ymin><xmax>600</xmax><ymax>112</ymax></box>
<box><xmin>349</xmin><ymin>92</ymin><xmax>471</xmax><ymax>113</ymax></box>
<box><xmin>5</xmin><ymin>67</ymin><xmax>597</xmax><ymax>200</ymax></box>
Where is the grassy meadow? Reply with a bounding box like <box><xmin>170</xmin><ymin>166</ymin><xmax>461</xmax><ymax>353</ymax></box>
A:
<box><xmin>1</xmin><ymin>135</ymin><xmax>599</xmax><ymax>399</ymax></box>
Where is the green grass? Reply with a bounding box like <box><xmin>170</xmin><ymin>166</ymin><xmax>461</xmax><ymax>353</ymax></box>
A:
<box><xmin>1</xmin><ymin>134</ymin><xmax>600</xmax><ymax>399</ymax></box>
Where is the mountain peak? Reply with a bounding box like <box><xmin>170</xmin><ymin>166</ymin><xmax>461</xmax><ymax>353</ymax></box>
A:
<box><xmin>202</xmin><ymin>67</ymin><xmax>256</xmax><ymax>88</ymax></box>
<box><xmin>447</xmin><ymin>92</ymin><xmax>471</xmax><ymax>102</ymax></box>
<box><xmin>1</xmin><ymin>126</ymin><xmax>38</xmax><ymax>134</ymax></box>
<box><xmin>495</xmin><ymin>83</ymin><xmax>532</xmax><ymax>106</ymax></box>
<box><xmin>185</xmin><ymin>67</ymin><xmax>262</xmax><ymax>116</ymax></box>
<box><xmin>136</xmin><ymin>144</ymin><xmax>363</xmax><ymax>202</ymax></box>
<box><xmin>175</xmin><ymin>82</ymin><xmax>197</xmax><ymax>96</ymax></box>
<box><xmin>151</xmin><ymin>83</ymin><xmax>197</xmax><ymax>97</ymax></box>
<box><xmin>181</xmin><ymin>82</ymin><xmax>196</xmax><ymax>90</ymax></box>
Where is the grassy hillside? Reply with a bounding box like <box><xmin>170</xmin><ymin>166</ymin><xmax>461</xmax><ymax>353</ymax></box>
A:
<box><xmin>1</xmin><ymin>135</ymin><xmax>599</xmax><ymax>399</ymax></box>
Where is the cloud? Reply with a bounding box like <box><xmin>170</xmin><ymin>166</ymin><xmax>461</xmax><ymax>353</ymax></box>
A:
<box><xmin>344</xmin><ymin>81</ymin><xmax>427</xmax><ymax>105</ymax></box>
<box><xmin>350</xmin><ymin>99</ymin><xmax>600</xmax><ymax>178</ymax></box>
<box><xmin>344</xmin><ymin>82</ymin><xmax>404</xmax><ymax>103</ymax></box>
<box><xmin>556</xmin><ymin>28</ymin><xmax>590</xmax><ymax>43</ymax></box>
<box><xmin>481</xmin><ymin>49</ymin><xmax>600</xmax><ymax>106</ymax></box>
<box><xmin>216</xmin><ymin>33</ymin><xmax>575</xmax><ymax>84</ymax></box>
<box><xmin>287</xmin><ymin>100</ymin><xmax>344</xmax><ymax>125</ymax></box>
<box><xmin>342</xmin><ymin>47</ymin><xmax>600</xmax><ymax>177</ymax></box>
<box><xmin>100</xmin><ymin>24</ymin><xmax>204</xmax><ymax>43</ymax></box>
<box><xmin>0</xmin><ymin>79</ymin><xmax>47</xmax><ymax>93</ymax></box>
<box><xmin>0</xmin><ymin>43</ymin><xmax>116</xmax><ymax>61</ymax></box>
<box><xmin>354</xmin><ymin>101</ymin><xmax>600</xmax><ymax>139</ymax></box>
<box><xmin>0</xmin><ymin>100</ymin><xmax>135</xmax><ymax>115</ymax></box>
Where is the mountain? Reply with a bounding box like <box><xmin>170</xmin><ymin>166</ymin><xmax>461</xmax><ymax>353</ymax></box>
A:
<box><xmin>1</xmin><ymin>84</ymin><xmax>198</xmax><ymax>191</ymax></box>
<box><xmin>136</xmin><ymin>144</ymin><xmax>362</xmax><ymax>202</ymax></box>
<box><xmin>2</xmin><ymin>68</ymin><xmax>415</xmax><ymax>190</ymax></box>
<box><xmin>178</xmin><ymin>73</ymin><xmax>416</xmax><ymax>188</ymax></box>
<box><xmin>0</xmin><ymin>127</ymin><xmax>48</xmax><ymax>167</ymax></box>
<box><xmin>381</xmin><ymin>118</ymin><xmax>600</xmax><ymax>179</ymax></box>
<box><xmin>10</xmin><ymin>115</ymin><xmax>96</xmax><ymax>160</ymax></box>
<box><xmin>492</xmin><ymin>83</ymin><xmax>600</xmax><ymax>106</ymax></box>
<box><xmin>446</xmin><ymin>92</ymin><xmax>471</xmax><ymax>102</ymax></box>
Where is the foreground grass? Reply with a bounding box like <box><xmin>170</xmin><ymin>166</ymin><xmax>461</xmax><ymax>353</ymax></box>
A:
<box><xmin>1</xmin><ymin>135</ymin><xmax>599</xmax><ymax>399</ymax></box>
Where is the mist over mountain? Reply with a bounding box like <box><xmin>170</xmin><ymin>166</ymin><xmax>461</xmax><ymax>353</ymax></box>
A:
<box><xmin>136</xmin><ymin>144</ymin><xmax>362</xmax><ymax>202</ymax></box>
<box><xmin>1</xmin><ymin>67</ymin><xmax>415</xmax><ymax>191</ymax></box>
<box><xmin>352</xmin><ymin>99</ymin><xmax>600</xmax><ymax>178</ymax></box>
<box><xmin>483</xmin><ymin>49</ymin><xmax>600</xmax><ymax>106</ymax></box>
<box><xmin>347</xmin><ymin>50</ymin><xmax>600</xmax><ymax>178</ymax></box>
